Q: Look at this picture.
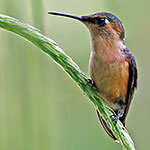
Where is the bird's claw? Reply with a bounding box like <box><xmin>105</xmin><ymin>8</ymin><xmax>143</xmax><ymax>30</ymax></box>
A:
<box><xmin>110</xmin><ymin>113</ymin><xmax>120</xmax><ymax>124</ymax></box>
<box><xmin>86</xmin><ymin>78</ymin><xmax>96</xmax><ymax>87</ymax></box>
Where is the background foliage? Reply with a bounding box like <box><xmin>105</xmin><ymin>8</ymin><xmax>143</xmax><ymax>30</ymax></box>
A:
<box><xmin>0</xmin><ymin>0</ymin><xmax>149</xmax><ymax>150</ymax></box>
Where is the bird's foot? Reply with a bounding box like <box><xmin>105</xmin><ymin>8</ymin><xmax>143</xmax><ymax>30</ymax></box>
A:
<box><xmin>86</xmin><ymin>78</ymin><xmax>96</xmax><ymax>88</ymax></box>
<box><xmin>110</xmin><ymin>111</ymin><xmax>121</xmax><ymax>124</ymax></box>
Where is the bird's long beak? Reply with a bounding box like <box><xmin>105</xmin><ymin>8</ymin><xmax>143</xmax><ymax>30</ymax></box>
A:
<box><xmin>48</xmin><ymin>12</ymin><xmax>86</xmax><ymax>22</ymax></box>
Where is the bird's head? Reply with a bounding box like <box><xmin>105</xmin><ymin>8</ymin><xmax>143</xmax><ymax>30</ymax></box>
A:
<box><xmin>48</xmin><ymin>12</ymin><xmax>125</xmax><ymax>41</ymax></box>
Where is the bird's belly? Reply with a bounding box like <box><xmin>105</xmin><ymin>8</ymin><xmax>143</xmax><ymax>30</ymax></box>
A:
<box><xmin>89</xmin><ymin>57</ymin><xmax>129</xmax><ymax>106</ymax></box>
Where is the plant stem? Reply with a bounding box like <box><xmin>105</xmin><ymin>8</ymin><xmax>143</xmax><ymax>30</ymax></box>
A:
<box><xmin>0</xmin><ymin>14</ymin><xmax>135</xmax><ymax>150</ymax></box>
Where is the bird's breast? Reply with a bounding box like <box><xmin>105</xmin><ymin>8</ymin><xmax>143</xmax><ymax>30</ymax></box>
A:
<box><xmin>89</xmin><ymin>48</ymin><xmax>129</xmax><ymax>109</ymax></box>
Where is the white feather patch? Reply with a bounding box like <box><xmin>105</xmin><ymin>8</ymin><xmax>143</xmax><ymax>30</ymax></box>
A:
<box><xmin>105</xmin><ymin>18</ymin><xmax>110</xmax><ymax>24</ymax></box>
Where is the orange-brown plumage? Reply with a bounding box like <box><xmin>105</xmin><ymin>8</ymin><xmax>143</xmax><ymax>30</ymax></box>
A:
<box><xmin>48</xmin><ymin>11</ymin><xmax>138</xmax><ymax>142</ymax></box>
<box><xmin>89</xmin><ymin>35</ymin><xmax>129</xmax><ymax>106</ymax></box>
<box><xmin>84</xmin><ymin>13</ymin><xmax>137</xmax><ymax>141</ymax></box>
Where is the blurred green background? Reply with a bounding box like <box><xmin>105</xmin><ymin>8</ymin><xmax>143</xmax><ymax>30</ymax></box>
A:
<box><xmin>0</xmin><ymin>0</ymin><xmax>149</xmax><ymax>150</ymax></box>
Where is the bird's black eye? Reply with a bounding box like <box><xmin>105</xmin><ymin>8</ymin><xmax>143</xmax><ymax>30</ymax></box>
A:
<box><xmin>92</xmin><ymin>18</ymin><xmax>109</xmax><ymax>26</ymax></box>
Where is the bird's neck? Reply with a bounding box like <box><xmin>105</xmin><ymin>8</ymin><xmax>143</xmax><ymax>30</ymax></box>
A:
<box><xmin>91</xmin><ymin>35</ymin><xmax>126</xmax><ymax>62</ymax></box>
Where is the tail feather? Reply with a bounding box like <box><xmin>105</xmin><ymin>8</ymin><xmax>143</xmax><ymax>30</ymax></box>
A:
<box><xmin>96</xmin><ymin>110</ymin><xmax>119</xmax><ymax>142</ymax></box>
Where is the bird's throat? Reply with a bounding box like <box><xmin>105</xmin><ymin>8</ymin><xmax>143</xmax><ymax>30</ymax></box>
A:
<box><xmin>91</xmin><ymin>36</ymin><xmax>126</xmax><ymax>63</ymax></box>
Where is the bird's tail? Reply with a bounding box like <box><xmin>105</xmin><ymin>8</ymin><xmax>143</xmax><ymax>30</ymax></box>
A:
<box><xmin>96</xmin><ymin>110</ymin><xmax>119</xmax><ymax>142</ymax></box>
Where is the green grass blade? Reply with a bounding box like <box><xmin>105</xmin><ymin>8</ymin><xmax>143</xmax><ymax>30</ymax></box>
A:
<box><xmin>0</xmin><ymin>14</ymin><xmax>135</xmax><ymax>150</ymax></box>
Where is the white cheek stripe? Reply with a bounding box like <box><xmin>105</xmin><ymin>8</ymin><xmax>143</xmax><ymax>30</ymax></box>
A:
<box><xmin>105</xmin><ymin>19</ymin><xmax>110</xmax><ymax>24</ymax></box>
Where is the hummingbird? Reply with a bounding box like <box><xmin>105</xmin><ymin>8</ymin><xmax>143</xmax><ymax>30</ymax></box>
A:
<box><xmin>48</xmin><ymin>11</ymin><xmax>138</xmax><ymax>141</ymax></box>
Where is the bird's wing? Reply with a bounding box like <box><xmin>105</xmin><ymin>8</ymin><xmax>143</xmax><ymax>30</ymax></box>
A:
<box><xmin>120</xmin><ymin>48</ymin><xmax>138</xmax><ymax>125</ymax></box>
<box><xmin>96</xmin><ymin>110</ymin><xmax>118</xmax><ymax>141</ymax></box>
